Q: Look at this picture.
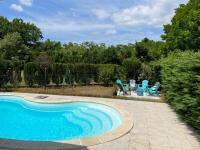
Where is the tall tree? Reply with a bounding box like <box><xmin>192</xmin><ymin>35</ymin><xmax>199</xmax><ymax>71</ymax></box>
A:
<box><xmin>161</xmin><ymin>0</ymin><xmax>200</xmax><ymax>52</ymax></box>
<box><xmin>0</xmin><ymin>32</ymin><xmax>29</xmax><ymax>61</ymax></box>
<box><xmin>11</xmin><ymin>18</ymin><xmax>43</xmax><ymax>45</ymax></box>
<box><xmin>0</xmin><ymin>17</ymin><xmax>43</xmax><ymax>46</ymax></box>
<box><xmin>0</xmin><ymin>17</ymin><xmax>10</xmax><ymax>39</ymax></box>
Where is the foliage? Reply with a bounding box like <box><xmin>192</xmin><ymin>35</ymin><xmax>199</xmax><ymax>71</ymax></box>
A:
<box><xmin>65</xmin><ymin>64</ymin><xmax>75</xmax><ymax>85</ymax></box>
<box><xmin>0</xmin><ymin>60</ymin><xmax>12</xmax><ymax>88</ymax></box>
<box><xmin>161</xmin><ymin>51</ymin><xmax>200</xmax><ymax>130</ymax></box>
<box><xmin>0</xmin><ymin>32</ymin><xmax>29</xmax><ymax>61</ymax></box>
<box><xmin>98</xmin><ymin>64</ymin><xmax>120</xmax><ymax>85</ymax></box>
<box><xmin>135</xmin><ymin>38</ymin><xmax>164</xmax><ymax>62</ymax></box>
<box><xmin>51</xmin><ymin>63</ymin><xmax>66</xmax><ymax>86</ymax></box>
<box><xmin>0</xmin><ymin>17</ymin><xmax>42</xmax><ymax>45</ymax></box>
<box><xmin>35</xmin><ymin>39</ymin><xmax>62</xmax><ymax>52</ymax></box>
<box><xmin>122</xmin><ymin>57</ymin><xmax>141</xmax><ymax>80</ymax></box>
<box><xmin>0</xmin><ymin>17</ymin><xmax>10</xmax><ymax>39</ymax></box>
<box><xmin>162</xmin><ymin>0</ymin><xmax>200</xmax><ymax>52</ymax></box>
<box><xmin>139</xmin><ymin>63</ymin><xmax>152</xmax><ymax>80</ymax></box>
<box><xmin>24</xmin><ymin>62</ymin><xmax>39</xmax><ymax>87</ymax></box>
<box><xmin>149</xmin><ymin>61</ymin><xmax>162</xmax><ymax>82</ymax></box>
<box><xmin>9</xmin><ymin>61</ymin><xmax>23</xmax><ymax>87</ymax></box>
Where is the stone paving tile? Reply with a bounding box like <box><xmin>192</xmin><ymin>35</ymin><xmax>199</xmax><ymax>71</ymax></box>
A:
<box><xmin>130</xmin><ymin>142</ymin><xmax>150</xmax><ymax>150</ymax></box>
<box><xmin>150</xmin><ymin>144</ymin><xmax>171</xmax><ymax>150</ymax></box>
<box><xmin>88</xmin><ymin>132</ymin><xmax>131</xmax><ymax>150</ymax></box>
<box><xmin>131</xmin><ymin>133</ymin><xmax>150</xmax><ymax>144</ymax></box>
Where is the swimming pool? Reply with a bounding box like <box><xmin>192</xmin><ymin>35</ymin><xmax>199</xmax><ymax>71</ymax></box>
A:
<box><xmin>0</xmin><ymin>96</ymin><xmax>122</xmax><ymax>141</ymax></box>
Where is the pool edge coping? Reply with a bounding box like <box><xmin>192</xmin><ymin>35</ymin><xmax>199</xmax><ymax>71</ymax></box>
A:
<box><xmin>0</xmin><ymin>93</ymin><xmax>134</xmax><ymax>149</ymax></box>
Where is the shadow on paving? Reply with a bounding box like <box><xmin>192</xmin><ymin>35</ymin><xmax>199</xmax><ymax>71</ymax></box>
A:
<box><xmin>0</xmin><ymin>139</ymin><xmax>89</xmax><ymax>150</ymax></box>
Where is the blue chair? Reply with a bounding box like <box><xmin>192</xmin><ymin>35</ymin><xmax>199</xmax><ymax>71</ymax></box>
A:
<box><xmin>148</xmin><ymin>82</ymin><xmax>160</xmax><ymax>96</ymax></box>
<box><xmin>129</xmin><ymin>80</ymin><xmax>136</xmax><ymax>91</ymax></box>
<box><xmin>137</xmin><ymin>80</ymin><xmax>149</xmax><ymax>91</ymax></box>
<box><xmin>136</xmin><ymin>80</ymin><xmax>149</xmax><ymax>96</ymax></box>
<box><xmin>116</xmin><ymin>80</ymin><xmax>128</xmax><ymax>95</ymax></box>
<box><xmin>136</xmin><ymin>84</ymin><xmax>144</xmax><ymax>96</ymax></box>
<box><xmin>142</xmin><ymin>80</ymin><xmax>149</xmax><ymax>92</ymax></box>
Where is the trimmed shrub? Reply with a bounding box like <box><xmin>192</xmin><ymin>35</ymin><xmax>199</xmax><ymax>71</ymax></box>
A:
<box><xmin>37</xmin><ymin>65</ymin><xmax>52</xmax><ymax>87</ymax></box>
<box><xmin>139</xmin><ymin>63</ymin><xmax>152</xmax><ymax>80</ymax></box>
<box><xmin>98</xmin><ymin>64</ymin><xmax>120</xmax><ymax>85</ymax></box>
<box><xmin>51</xmin><ymin>63</ymin><xmax>65</xmax><ymax>86</ymax></box>
<box><xmin>24</xmin><ymin>62</ymin><xmax>39</xmax><ymax>87</ymax></box>
<box><xmin>149</xmin><ymin>61</ymin><xmax>162</xmax><ymax>82</ymax></box>
<box><xmin>23</xmin><ymin>63</ymin><xmax>121</xmax><ymax>86</ymax></box>
<box><xmin>63</xmin><ymin>63</ymin><xmax>120</xmax><ymax>85</ymax></box>
<box><xmin>65</xmin><ymin>63</ymin><xmax>99</xmax><ymax>85</ymax></box>
<box><xmin>0</xmin><ymin>60</ymin><xmax>12</xmax><ymax>88</ymax></box>
<box><xmin>65</xmin><ymin>64</ymin><xmax>75</xmax><ymax>85</ymax></box>
<box><xmin>10</xmin><ymin>61</ymin><xmax>23</xmax><ymax>87</ymax></box>
<box><xmin>122</xmin><ymin>57</ymin><xmax>141</xmax><ymax>80</ymax></box>
<box><xmin>161</xmin><ymin>51</ymin><xmax>200</xmax><ymax>130</ymax></box>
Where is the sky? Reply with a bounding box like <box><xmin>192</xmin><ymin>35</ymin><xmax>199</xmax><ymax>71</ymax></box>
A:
<box><xmin>0</xmin><ymin>0</ymin><xmax>188</xmax><ymax>45</ymax></box>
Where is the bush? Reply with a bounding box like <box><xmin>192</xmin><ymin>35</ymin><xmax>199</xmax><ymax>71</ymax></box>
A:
<box><xmin>0</xmin><ymin>60</ymin><xmax>12</xmax><ymax>88</ymax></box>
<box><xmin>22</xmin><ymin>63</ymin><xmax>121</xmax><ymax>86</ymax></box>
<box><xmin>149</xmin><ymin>61</ymin><xmax>162</xmax><ymax>82</ymax></box>
<box><xmin>64</xmin><ymin>63</ymin><xmax>98</xmax><ymax>85</ymax></box>
<box><xmin>65</xmin><ymin>64</ymin><xmax>75</xmax><ymax>85</ymax></box>
<box><xmin>139</xmin><ymin>63</ymin><xmax>152</xmax><ymax>80</ymax></box>
<box><xmin>64</xmin><ymin>63</ymin><xmax>120</xmax><ymax>85</ymax></box>
<box><xmin>52</xmin><ymin>63</ymin><xmax>65</xmax><ymax>86</ymax></box>
<box><xmin>98</xmin><ymin>64</ymin><xmax>120</xmax><ymax>85</ymax></box>
<box><xmin>37</xmin><ymin>66</ymin><xmax>52</xmax><ymax>87</ymax></box>
<box><xmin>161</xmin><ymin>51</ymin><xmax>200</xmax><ymax>130</ymax></box>
<box><xmin>122</xmin><ymin>57</ymin><xmax>141</xmax><ymax>80</ymax></box>
<box><xmin>10</xmin><ymin>61</ymin><xmax>23</xmax><ymax>87</ymax></box>
<box><xmin>24</xmin><ymin>62</ymin><xmax>39</xmax><ymax>87</ymax></box>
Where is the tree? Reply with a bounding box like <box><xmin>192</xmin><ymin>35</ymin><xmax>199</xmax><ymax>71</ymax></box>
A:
<box><xmin>24</xmin><ymin>62</ymin><xmax>38</xmax><ymax>87</ymax></box>
<box><xmin>0</xmin><ymin>17</ymin><xmax>10</xmax><ymax>39</ymax></box>
<box><xmin>122</xmin><ymin>57</ymin><xmax>141</xmax><ymax>80</ymax></box>
<box><xmin>0</xmin><ymin>32</ymin><xmax>29</xmax><ymax>61</ymax></box>
<box><xmin>161</xmin><ymin>0</ymin><xmax>200</xmax><ymax>52</ymax></box>
<box><xmin>35</xmin><ymin>39</ymin><xmax>62</xmax><ymax>52</ymax></box>
<box><xmin>10</xmin><ymin>18</ymin><xmax>43</xmax><ymax>45</ymax></box>
<box><xmin>0</xmin><ymin>17</ymin><xmax>42</xmax><ymax>45</ymax></box>
<box><xmin>135</xmin><ymin>38</ymin><xmax>164</xmax><ymax>62</ymax></box>
<box><xmin>52</xmin><ymin>63</ymin><xmax>65</xmax><ymax>86</ymax></box>
<box><xmin>102</xmin><ymin>46</ymin><xmax>120</xmax><ymax>64</ymax></box>
<box><xmin>0</xmin><ymin>60</ymin><xmax>12</xmax><ymax>88</ymax></box>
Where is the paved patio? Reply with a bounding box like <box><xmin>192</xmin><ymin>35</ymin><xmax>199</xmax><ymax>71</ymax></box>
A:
<box><xmin>0</xmin><ymin>93</ymin><xmax>200</xmax><ymax>150</ymax></box>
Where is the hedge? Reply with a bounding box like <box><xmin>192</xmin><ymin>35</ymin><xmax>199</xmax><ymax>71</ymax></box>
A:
<box><xmin>161</xmin><ymin>51</ymin><xmax>200</xmax><ymax>131</ymax></box>
<box><xmin>97</xmin><ymin>64</ymin><xmax>121</xmax><ymax>85</ymax></box>
<box><xmin>0</xmin><ymin>60</ymin><xmax>12</xmax><ymax>88</ymax></box>
<box><xmin>52</xmin><ymin>63</ymin><xmax>65</xmax><ymax>86</ymax></box>
<box><xmin>24</xmin><ymin>62</ymin><xmax>39</xmax><ymax>87</ymax></box>
<box><xmin>23</xmin><ymin>63</ymin><xmax>121</xmax><ymax>86</ymax></box>
<box><xmin>64</xmin><ymin>63</ymin><xmax>120</xmax><ymax>85</ymax></box>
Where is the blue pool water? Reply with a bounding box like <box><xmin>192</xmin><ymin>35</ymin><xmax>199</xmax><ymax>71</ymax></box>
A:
<box><xmin>0</xmin><ymin>96</ymin><xmax>122</xmax><ymax>141</ymax></box>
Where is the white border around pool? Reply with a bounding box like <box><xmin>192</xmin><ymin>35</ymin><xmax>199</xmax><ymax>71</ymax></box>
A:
<box><xmin>0</xmin><ymin>93</ymin><xmax>134</xmax><ymax>150</ymax></box>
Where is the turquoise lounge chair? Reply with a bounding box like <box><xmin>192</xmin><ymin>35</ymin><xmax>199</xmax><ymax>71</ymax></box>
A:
<box><xmin>139</xmin><ymin>80</ymin><xmax>149</xmax><ymax>92</ymax></box>
<box><xmin>129</xmin><ymin>80</ymin><xmax>136</xmax><ymax>91</ymax></box>
<box><xmin>136</xmin><ymin>80</ymin><xmax>149</xmax><ymax>96</ymax></box>
<box><xmin>148</xmin><ymin>82</ymin><xmax>160</xmax><ymax>96</ymax></box>
<box><xmin>116</xmin><ymin>80</ymin><xmax>129</xmax><ymax>95</ymax></box>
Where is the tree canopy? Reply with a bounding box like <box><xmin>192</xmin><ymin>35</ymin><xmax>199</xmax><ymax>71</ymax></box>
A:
<box><xmin>0</xmin><ymin>17</ymin><xmax>42</xmax><ymax>45</ymax></box>
<box><xmin>162</xmin><ymin>0</ymin><xmax>200</xmax><ymax>52</ymax></box>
